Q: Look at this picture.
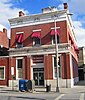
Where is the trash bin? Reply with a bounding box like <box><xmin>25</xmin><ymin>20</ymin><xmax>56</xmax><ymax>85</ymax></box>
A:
<box><xmin>26</xmin><ymin>80</ymin><xmax>35</xmax><ymax>92</ymax></box>
<box><xmin>46</xmin><ymin>84</ymin><xmax>51</xmax><ymax>92</ymax></box>
<box><xmin>19</xmin><ymin>80</ymin><xmax>28</xmax><ymax>91</ymax></box>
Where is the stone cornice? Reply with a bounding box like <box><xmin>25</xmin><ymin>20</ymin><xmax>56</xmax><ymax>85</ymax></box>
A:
<box><xmin>9</xmin><ymin>43</ymin><xmax>70</xmax><ymax>57</ymax></box>
<box><xmin>8</xmin><ymin>10</ymin><xmax>67</xmax><ymax>28</ymax></box>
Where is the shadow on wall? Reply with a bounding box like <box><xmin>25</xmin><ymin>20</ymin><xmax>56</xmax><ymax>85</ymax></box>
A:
<box><xmin>23</xmin><ymin>34</ymin><xmax>32</xmax><ymax>47</ymax></box>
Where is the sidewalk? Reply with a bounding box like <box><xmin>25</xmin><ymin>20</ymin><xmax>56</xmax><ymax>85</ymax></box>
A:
<box><xmin>60</xmin><ymin>80</ymin><xmax>85</xmax><ymax>94</ymax></box>
<box><xmin>0</xmin><ymin>81</ymin><xmax>85</xmax><ymax>94</ymax></box>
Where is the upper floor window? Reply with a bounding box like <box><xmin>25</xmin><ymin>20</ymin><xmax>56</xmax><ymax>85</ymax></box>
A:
<box><xmin>52</xmin><ymin>35</ymin><xmax>60</xmax><ymax>44</ymax></box>
<box><xmin>32</xmin><ymin>30</ymin><xmax>41</xmax><ymax>46</ymax></box>
<box><xmin>50</xmin><ymin>29</ymin><xmax>60</xmax><ymax>44</ymax></box>
<box><xmin>33</xmin><ymin>37</ymin><xmax>40</xmax><ymax>46</ymax></box>
<box><xmin>16</xmin><ymin>32</ymin><xmax>23</xmax><ymax>48</ymax></box>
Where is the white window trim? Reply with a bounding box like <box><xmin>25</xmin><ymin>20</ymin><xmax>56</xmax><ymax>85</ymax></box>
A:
<box><xmin>52</xmin><ymin>55</ymin><xmax>62</xmax><ymax>79</ymax></box>
<box><xmin>0</xmin><ymin>66</ymin><xmax>5</xmax><ymax>80</ymax></box>
<box><xmin>51</xmin><ymin>27</ymin><xmax>60</xmax><ymax>30</ymax></box>
<box><xmin>16</xmin><ymin>57</ymin><xmax>23</xmax><ymax>80</ymax></box>
<box><xmin>16</xmin><ymin>32</ymin><xmax>24</xmax><ymax>34</ymax></box>
<box><xmin>52</xmin><ymin>55</ymin><xmax>57</xmax><ymax>79</ymax></box>
<box><xmin>52</xmin><ymin>36</ymin><xmax>55</xmax><ymax>45</ymax></box>
<box><xmin>32</xmin><ymin>29</ymin><xmax>41</xmax><ymax>32</ymax></box>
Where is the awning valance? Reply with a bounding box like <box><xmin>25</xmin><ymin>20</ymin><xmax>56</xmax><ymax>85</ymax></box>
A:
<box><xmin>32</xmin><ymin>31</ymin><xmax>40</xmax><ymax>38</ymax></box>
<box><xmin>50</xmin><ymin>29</ymin><xmax>60</xmax><ymax>36</ymax></box>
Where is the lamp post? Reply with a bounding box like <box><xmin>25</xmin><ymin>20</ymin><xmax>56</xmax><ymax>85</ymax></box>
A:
<box><xmin>54</xmin><ymin>19</ymin><xmax>60</xmax><ymax>92</ymax></box>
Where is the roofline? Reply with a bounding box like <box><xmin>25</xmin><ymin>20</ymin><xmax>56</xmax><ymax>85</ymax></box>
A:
<box><xmin>8</xmin><ymin>9</ymin><xmax>67</xmax><ymax>22</ymax></box>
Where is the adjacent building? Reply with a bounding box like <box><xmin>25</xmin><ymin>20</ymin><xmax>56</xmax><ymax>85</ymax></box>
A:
<box><xmin>0</xmin><ymin>24</ymin><xmax>8</xmax><ymax>86</ymax></box>
<box><xmin>0</xmin><ymin>3</ymin><xmax>79</xmax><ymax>90</ymax></box>
<box><xmin>78</xmin><ymin>47</ymin><xmax>85</xmax><ymax>80</ymax></box>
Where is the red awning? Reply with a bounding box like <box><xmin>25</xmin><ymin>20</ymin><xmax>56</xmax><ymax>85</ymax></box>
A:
<box><xmin>16</xmin><ymin>34</ymin><xmax>23</xmax><ymax>43</ymax></box>
<box><xmin>73</xmin><ymin>44</ymin><xmax>79</xmax><ymax>53</ymax></box>
<box><xmin>50</xmin><ymin>29</ymin><xmax>60</xmax><ymax>36</ymax></box>
<box><xmin>32</xmin><ymin>31</ymin><xmax>40</xmax><ymax>38</ymax></box>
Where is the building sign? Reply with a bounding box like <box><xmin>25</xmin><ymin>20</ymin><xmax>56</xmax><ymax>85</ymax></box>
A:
<box><xmin>32</xmin><ymin>55</ymin><xmax>44</xmax><ymax>63</ymax></box>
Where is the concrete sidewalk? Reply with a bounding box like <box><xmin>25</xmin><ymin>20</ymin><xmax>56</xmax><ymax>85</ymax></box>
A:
<box><xmin>60</xmin><ymin>80</ymin><xmax>85</xmax><ymax>94</ymax></box>
<box><xmin>0</xmin><ymin>81</ymin><xmax>85</xmax><ymax>94</ymax></box>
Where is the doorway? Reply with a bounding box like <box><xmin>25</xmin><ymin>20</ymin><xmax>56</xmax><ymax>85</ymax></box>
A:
<box><xmin>33</xmin><ymin>68</ymin><xmax>44</xmax><ymax>86</ymax></box>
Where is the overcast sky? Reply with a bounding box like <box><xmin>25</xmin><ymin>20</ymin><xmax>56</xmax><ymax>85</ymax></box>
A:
<box><xmin>0</xmin><ymin>0</ymin><xmax>85</xmax><ymax>47</ymax></box>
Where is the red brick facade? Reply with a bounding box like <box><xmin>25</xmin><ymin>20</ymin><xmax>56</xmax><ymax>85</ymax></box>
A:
<box><xmin>0</xmin><ymin>28</ymin><xmax>8</xmax><ymax>48</ymax></box>
<box><xmin>0</xmin><ymin>4</ymin><xmax>79</xmax><ymax>88</ymax></box>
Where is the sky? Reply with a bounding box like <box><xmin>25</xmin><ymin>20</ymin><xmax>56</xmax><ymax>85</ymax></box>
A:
<box><xmin>0</xmin><ymin>0</ymin><xmax>85</xmax><ymax>47</ymax></box>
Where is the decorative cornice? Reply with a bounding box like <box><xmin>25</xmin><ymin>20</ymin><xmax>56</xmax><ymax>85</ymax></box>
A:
<box><xmin>9</xmin><ymin>43</ymin><xmax>70</xmax><ymax>57</ymax></box>
<box><xmin>8</xmin><ymin>10</ymin><xmax>67</xmax><ymax>28</ymax></box>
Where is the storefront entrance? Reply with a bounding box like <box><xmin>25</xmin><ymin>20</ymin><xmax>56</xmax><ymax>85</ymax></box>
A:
<box><xmin>33</xmin><ymin>68</ymin><xmax>44</xmax><ymax>86</ymax></box>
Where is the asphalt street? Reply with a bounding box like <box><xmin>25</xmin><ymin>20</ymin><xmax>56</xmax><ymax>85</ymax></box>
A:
<box><xmin>0</xmin><ymin>91</ymin><xmax>85</xmax><ymax>100</ymax></box>
<box><xmin>0</xmin><ymin>81</ymin><xmax>85</xmax><ymax>100</ymax></box>
<box><xmin>0</xmin><ymin>92</ymin><xmax>59</xmax><ymax>100</ymax></box>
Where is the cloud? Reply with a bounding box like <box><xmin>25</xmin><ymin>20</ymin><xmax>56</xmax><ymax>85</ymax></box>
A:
<box><xmin>59</xmin><ymin>0</ymin><xmax>85</xmax><ymax>14</ymax></box>
<box><xmin>68</xmin><ymin>0</ymin><xmax>85</xmax><ymax>47</ymax></box>
<box><xmin>68</xmin><ymin>0</ymin><xmax>85</xmax><ymax>14</ymax></box>
<box><xmin>58</xmin><ymin>1</ymin><xmax>85</xmax><ymax>47</ymax></box>
<box><xmin>73</xmin><ymin>21</ymin><xmax>85</xmax><ymax>47</ymax></box>
<box><xmin>0</xmin><ymin>0</ymin><xmax>28</xmax><ymax>38</ymax></box>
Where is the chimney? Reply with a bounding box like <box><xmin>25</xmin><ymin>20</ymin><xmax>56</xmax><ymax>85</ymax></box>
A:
<box><xmin>3</xmin><ymin>28</ymin><xmax>7</xmax><ymax>33</ymax></box>
<box><xmin>63</xmin><ymin>3</ymin><xmax>68</xmax><ymax>10</ymax></box>
<box><xmin>19</xmin><ymin>11</ymin><xmax>25</xmax><ymax>17</ymax></box>
<box><xmin>42</xmin><ymin>6</ymin><xmax>57</xmax><ymax>13</ymax></box>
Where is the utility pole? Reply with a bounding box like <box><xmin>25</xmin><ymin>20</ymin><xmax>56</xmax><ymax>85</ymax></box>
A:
<box><xmin>54</xmin><ymin>20</ymin><xmax>60</xmax><ymax>92</ymax></box>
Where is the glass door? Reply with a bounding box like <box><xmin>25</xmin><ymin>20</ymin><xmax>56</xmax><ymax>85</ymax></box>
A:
<box><xmin>39</xmin><ymin>72</ymin><xmax>44</xmax><ymax>85</ymax></box>
<box><xmin>33</xmin><ymin>72</ymin><xmax>38</xmax><ymax>86</ymax></box>
<box><xmin>33</xmin><ymin>68</ymin><xmax>44</xmax><ymax>86</ymax></box>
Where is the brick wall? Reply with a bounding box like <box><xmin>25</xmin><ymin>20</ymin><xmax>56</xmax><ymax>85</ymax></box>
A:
<box><xmin>8</xmin><ymin>57</ymin><xmax>16</xmax><ymax>80</ymax></box>
<box><xmin>44</xmin><ymin>54</ymin><xmax>53</xmax><ymax>79</ymax></box>
<box><xmin>10</xmin><ymin>21</ymin><xmax>68</xmax><ymax>48</ymax></box>
<box><xmin>0</xmin><ymin>57</ymin><xmax>9</xmax><ymax>86</ymax></box>
<box><xmin>0</xmin><ymin>28</ymin><xmax>8</xmax><ymax>48</ymax></box>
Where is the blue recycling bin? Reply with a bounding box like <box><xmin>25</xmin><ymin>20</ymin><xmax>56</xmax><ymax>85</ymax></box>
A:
<box><xmin>19</xmin><ymin>80</ymin><xmax>28</xmax><ymax>91</ymax></box>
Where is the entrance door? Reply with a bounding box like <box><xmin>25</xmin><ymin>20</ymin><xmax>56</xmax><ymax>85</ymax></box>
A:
<box><xmin>33</xmin><ymin>68</ymin><xmax>44</xmax><ymax>86</ymax></box>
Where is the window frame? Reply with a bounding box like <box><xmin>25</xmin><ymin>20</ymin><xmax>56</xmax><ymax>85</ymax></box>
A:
<box><xmin>33</xmin><ymin>37</ymin><xmax>41</xmax><ymax>46</ymax></box>
<box><xmin>16</xmin><ymin>32</ymin><xmax>24</xmax><ymax>48</ymax></box>
<box><xmin>52</xmin><ymin>55</ymin><xmax>61</xmax><ymax>79</ymax></box>
<box><xmin>32</xmin><ymin>29</ymin><xmax>41</xmax><ymax>46</ymax></box>
<box><xmin>52</xmin><ymin>35</ymin><xmax>60</xmax><ymax>45</ymax></box>
<box><xmin>0</xmin><ymin>66</ymin><xmax>5</xmax><ymax>80</ymax></box>
<box><xmin>16</xmin><ymin>57</ymin><xmax>23</xmax><ymax>79</ymax></box>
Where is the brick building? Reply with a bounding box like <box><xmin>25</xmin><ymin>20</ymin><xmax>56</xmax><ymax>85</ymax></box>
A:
<box><xmin>0</xmin><ymin>3</ymin><xmax>79</xmax><ymax>90</ymax></box>
<box><xmin>0</xmin><ymin>24</ymin><xmax>8</xmax><ymax>86</ymax></box>
<box><xmin>78</xmin><ymin>47</ymin><xmax>85</xmax><ymax>81</ymax></box>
